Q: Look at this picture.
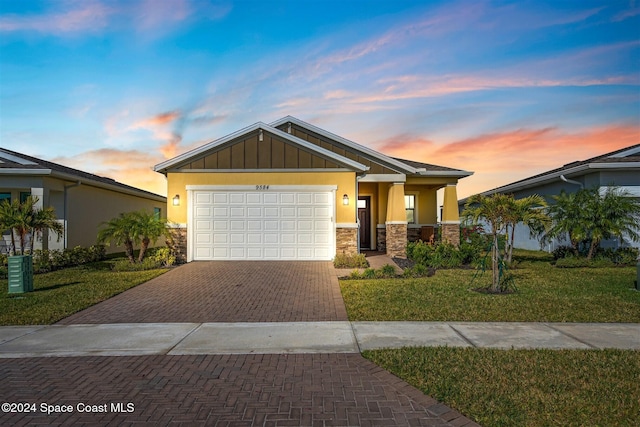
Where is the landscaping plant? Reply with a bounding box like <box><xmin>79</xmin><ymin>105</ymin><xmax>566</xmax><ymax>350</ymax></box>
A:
<box><xmin>98</xmin><ymin>210</ymin><xmax>170</xmax><ymax>263</ymax></box>
<box><xmin>546</xmin><ymin>187</ymin><xmax>640</xmax><ymax>260</ymax></box>
<box><xmin>0</xmin><ymin>196</ymin><xmax>63</xmax><ymax>255</ymax></box>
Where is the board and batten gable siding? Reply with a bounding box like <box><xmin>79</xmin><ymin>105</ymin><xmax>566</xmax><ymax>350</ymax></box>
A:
<box><xmin>177</xmin><ymin>130</ymin><xmax>346</xmax><ymax>171</ymax></box>
<box><xmin>275</xmin><ymin>123</ymin><xmax>400</xmax><ymax>175</ymax></box>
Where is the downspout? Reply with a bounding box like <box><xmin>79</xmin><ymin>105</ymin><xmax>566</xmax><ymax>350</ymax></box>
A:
<box><xmin>63</xmin><ymin>181</ymin><xmax>81</xmax><ymax>250</ymax></box>
<box><xmin>560</xmin><ymin>175</ymin><xmax>583</xmax><ymax>189</ymax></box>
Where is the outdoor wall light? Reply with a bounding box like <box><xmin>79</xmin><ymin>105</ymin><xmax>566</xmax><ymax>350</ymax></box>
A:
<box><xmin>343</xmin><ymin>194</ymin><xmax>349</xmax><ymax>205</ymax></box>
<box><xmin>172</xmin><ymin>194</ymin><xmax>180</xmax><ymax>206</ymax></box>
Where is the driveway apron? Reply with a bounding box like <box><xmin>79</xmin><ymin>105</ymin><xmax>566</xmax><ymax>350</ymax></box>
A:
<box><xmin>13</xmin><ymin>261</ymin><xmax>480</xmax><ymax>426</ymax></box>
<box><xmin>57</xmin><ymin>261</ymin><xmax>348</xmax><ymax>324</ymax></box>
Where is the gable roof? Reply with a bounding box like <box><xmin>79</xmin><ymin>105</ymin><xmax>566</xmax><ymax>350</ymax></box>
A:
<box><xmin>0</xmin><ymin>148</ymin><xmax>165</xmax><ymax>201</ymax></box>
<box><xmin>154</xmin><ymin>121</ymin><xmax>369</xmax><ymax>174</ymax></box>
<box><xmin>460</xmin><ymin>143</ymin><xmax>640</xmax><ymax>201</ymax></box>
<box><xmin>155</xmin><ymin>116</ymin><xmax>473</xmax><ymax>179</ymax></box>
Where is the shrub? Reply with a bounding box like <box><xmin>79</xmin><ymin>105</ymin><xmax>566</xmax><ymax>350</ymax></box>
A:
<box><xmin>31</xmin><ymin>245</ymin><xmax>107</xmax><ymax>273</ymax></box>
<box><xmin>377</xmin><ymin>264</ymin><xmax>397</xmax><ymax>278</ymax></box>
<box><xmin>149</xmin><ymin>247</ymin><xmax>176</xmax><ymax>267</ymax></box>
<box><xmin>552</xmin><ymin>245</ymin><xmax>577</xmax><ymax>260</ymax></box>
<box><xmin>402</xmin><ymin>264</ymin><xmax>435</xmax><ymax>278</ymax></box>
<box><xmin>333</xmin><ymin>253</ymin><xmax>368</xmax><ymax>268</ymax></box>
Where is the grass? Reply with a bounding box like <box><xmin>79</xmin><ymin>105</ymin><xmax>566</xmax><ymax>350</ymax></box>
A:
<box><xmin>364</xmin><ymin>347</ymin><xmax>640</xmax><ymax>427</ymax></box>
<box><xmin>340</xmin><ymin>256</ymin><xmax>640</xmax><ymax>322</ymax></box>
<box><xmin>0</xmin><ymin>261</ymin><xmax>167</xmax><ymax>325</ymax></box>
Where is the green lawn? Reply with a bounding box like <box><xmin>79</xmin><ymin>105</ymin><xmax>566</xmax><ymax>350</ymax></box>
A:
<box><xmin>364</xmin><ymin>347</ymin><xmax>640</xmax><ymax>427</ymax></box>
<box><xmin>344</xmin><ymin>252</ymin><xmax>640</xmax><ymax>426</ymax></box>
<box><xmin>0</xmin><ymin>262</ymin><xmax>167</xmax><ymax>325</ymax></box>
<box><xmin>340</xmin><ymin>261</ymin><xmax>640</xmax><ymax>322</ymax></box>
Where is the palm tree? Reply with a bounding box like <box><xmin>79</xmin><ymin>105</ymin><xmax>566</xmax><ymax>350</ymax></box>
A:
<box><xmin>503</xmin><ymin>195</ymin><xmax>549</xmax><ymax>263</ymax></box>
<box><xmin>462</xmin><ymin>193</ymin><xmax>513</xmax><ymax>292</ymax></box>
<box><xmin>97</xmin><ymin>212</ymin><xmax>137</xmax><ymax>263</ymax></box>
<box><xmin>97</xmin><ymin>210</ymin><xmax>169</xmax><ymax>263</ymax></box>
<box><xmin>30</xmin><ymin>205</ymin><xmax>65</xmax><ymax>254</ymax></box>
<box><xmin>0</xmin><ymin>198</ymin><xmax>20</xmax><ymax>254</ymax></box>
<box><xmin>131</xmin><ymin>211</ymin><xmax>170</xmax><ymax>262</ymax></box>
<box><xmin>0</xmin><ymin>196</ymin><xmax>64</xmax><ymax>255</ymax></box>
<box><xmin>547</xmin><ymin>187</ymin><xmax>640</xmax><ymax>259</ymax></box>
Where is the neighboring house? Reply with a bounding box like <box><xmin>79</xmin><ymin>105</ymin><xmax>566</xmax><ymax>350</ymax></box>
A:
<box><xmin>458</xmin><ymin>144</ymin><xmax>640</xmax><ymax>251</ymax></box>
<box><xmin>154</xmin><ymin>116</ymin><xmax>472</xmax><ymax>261</ymax></box>
<box><xmin>0</xmin><ymin>148</ymin><xmax>166</xmax><ymax>254</ymax></box>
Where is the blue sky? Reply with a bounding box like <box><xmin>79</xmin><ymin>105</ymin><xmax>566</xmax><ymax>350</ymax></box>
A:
<box><xmin>1</xmin><ymin>0</ymin><xmax>638</xmax><ymax>197</ymax></box>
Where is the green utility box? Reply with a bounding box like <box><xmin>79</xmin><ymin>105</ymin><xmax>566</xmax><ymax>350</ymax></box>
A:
<box><xmin>8</xmin><ymin>255</ymin><xmax>34</xmax><ymax>294</ymax></box>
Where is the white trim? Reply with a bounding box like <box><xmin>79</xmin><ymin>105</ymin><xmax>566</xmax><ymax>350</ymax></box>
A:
<box><xmin>599</xmin><ymin>186</ymin><xmax>640</xmax><ymax>197</ymax></box>
<box><xmin>609</xmin><ymin>146</ymin><xmax>640</xmax><ymax>157</ymax></box>
<box><xmin>336</xmin><ymin>223</ymin><xmax>359</xmax><ymax>228</ymax></box>
<box><xmin>358</xmin><ymin>174</ymin><xmax>406</xmax><ymax>182</ymax></box>
<box><xmin>440</xmin><ymin>220</ymin><xmax>461</xmax><ymax>225</ymax></box>
<box><xmin>186</xmin><ymin>185</ymin><xmax>338</xmax><ymax>192</ymax></box>
<box><xmin>168</xmin><ymin>223</ymin><xmax>187</xmax><ymax>229</ymax></box>
<box><xmin>172</xmin><ymin>168</ymin><xmax>353</xmax><ymax>173</ymax></box>
<box><xmin>270</xmin><ymin>116</ymin><xmax>417</xmax><ymax>174</ymax></box>
<box><xmin>461</xmin><ymin>161</ymin><xmax>640</xmax><ymax>203</ymax></box>
<box><xmin>385</xmin><ymin>221</ymin><xmax>408</xmax><ymax>225</ymax></box>
<box><xmin>0</xmin><ymin>168</ymin><xmax>51</xmax><ymax>175</ymax></box>
<box><xmin>155</xmin><ymin>122</ymin><xmax>368</xmax><ymax>173</ymax></box>
<box><xmin>408</xmin><ymin>223</ymin><xmax>438</xmax><ymax>228</ymax></box>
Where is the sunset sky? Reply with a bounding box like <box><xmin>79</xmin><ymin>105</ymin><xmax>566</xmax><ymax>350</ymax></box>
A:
<box><xmin>1</xmin><ymin>0</ymin><xmax>638</xmax><ymax>199</ymax></box>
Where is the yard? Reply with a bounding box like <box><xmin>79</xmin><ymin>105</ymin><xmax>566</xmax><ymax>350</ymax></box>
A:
<box><xmin>0</xmin><ymin>261</ymin><xmax>167</xmax><ymax>325</ymax></box>
<box><xmin>341</xmin><ymin>251</ymin><xmax>640</xmax><ymax>426</ymax></box>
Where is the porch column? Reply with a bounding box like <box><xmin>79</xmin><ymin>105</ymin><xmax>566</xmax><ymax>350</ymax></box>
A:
<box><xmin>385</xmin><ymin>182</ymin><xmax>407</xmax><ymax>258</ymax></box>
<box><xmin>441</xmin><ymin>184</ymin><xmax>460</xmax><ymax>247</ymax></box>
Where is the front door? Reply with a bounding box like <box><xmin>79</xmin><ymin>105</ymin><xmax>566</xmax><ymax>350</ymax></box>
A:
<box><xmin>358</xmin><ymin>196</ymin><xmax>371</xmax><ymax>249</ymax></box>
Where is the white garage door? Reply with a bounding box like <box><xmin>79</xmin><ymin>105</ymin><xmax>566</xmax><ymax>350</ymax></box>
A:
<box><xmin>188</xmin><ymin>186</ymin><xmax>335</xmax><ymax>260</ymax></box>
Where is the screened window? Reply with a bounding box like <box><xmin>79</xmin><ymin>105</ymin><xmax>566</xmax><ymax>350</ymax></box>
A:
<box><xmin>405</xmin><ymin>195</ymin><xmax>416</xmax><ymax>224</ymax></box>
<box><xmin>154</xmin><ymin>207</ymin><xmax>162</xmax><ymax>219</ymax></box>
<box><xmin>20</xmin><ymin>192</ymin><xmax>31</xmax><ymax>203</ymax></box>
<box><xmin>0</xmin><ymin>193</ymin><xmax>10</xmax><ymax>204</ymax></box>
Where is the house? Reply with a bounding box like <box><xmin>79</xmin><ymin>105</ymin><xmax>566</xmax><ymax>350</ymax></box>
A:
<box><xmin>458</xmin><ymin>144</ymin><xmax>640</xmax><ymax>251</ymax></box>
<box><xmin>154</xmin><ymin>116</ymin><xmax>472</xmax><ymax>261</ymax></box>
<box><xmin>0</xmin><ymin>148</ymin><xmax>166</xmax><ymax>254</ymax></box>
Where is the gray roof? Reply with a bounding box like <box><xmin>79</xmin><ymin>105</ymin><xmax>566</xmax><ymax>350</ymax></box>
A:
<box><xmin>0</xmin><ymin>147</ymin><xmax>165</xmax><ymax>201</ymax></box>
<box><xmin>460</xmin><ymin>143</ymin><xmax>640</xmax><ymax>202</ymax></box>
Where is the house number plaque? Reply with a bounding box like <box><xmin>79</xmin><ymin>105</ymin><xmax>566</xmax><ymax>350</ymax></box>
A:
<box><xmin>255</xmin><ymin>185</ymin><xmax>270</xmax><ymax>190</ymax></box>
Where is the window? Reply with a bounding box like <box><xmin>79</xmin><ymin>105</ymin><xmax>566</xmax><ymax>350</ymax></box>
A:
<box><xmin>405</xmin><ymin>195</ymin><xmax>416</xmax><ymax>224</ymax></box>
<box><xmin>154</xmin><ymin>207</ymin><xmax>162</xmax><ymax>219</ymax></box>
<box><xmin>0</xmin><ymin>193</ymin><xmax>10</xmax><ymax>204</ymax></box>
<box><xmin>20</xmin><ymin>192</ymin><xmax>31</xmax><ymax>203</ymax></box>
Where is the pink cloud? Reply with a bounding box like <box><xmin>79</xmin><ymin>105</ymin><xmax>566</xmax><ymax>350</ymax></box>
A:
<box><xmin>377</xmin><ymin>124</ymin><xmax>640</xmax><ymax>198</ymax></box>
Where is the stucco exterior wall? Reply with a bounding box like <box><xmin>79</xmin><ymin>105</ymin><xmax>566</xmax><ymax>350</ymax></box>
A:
<box><xmin>67</xmin><ymin>184</ymin><xmax>165</xmax><ymax>252</ymax></box>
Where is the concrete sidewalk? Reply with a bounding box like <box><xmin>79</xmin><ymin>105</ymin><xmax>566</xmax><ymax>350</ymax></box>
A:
<box><xmin>1</xmin><ymin>321</ymin><xmax>638</xmax><ymax>358</ymax></box>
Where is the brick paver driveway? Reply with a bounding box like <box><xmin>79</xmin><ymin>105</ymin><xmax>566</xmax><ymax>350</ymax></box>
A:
<box><xmin>58</xmin><ymin>261</ymin><xmax>347</xmax><ymax>324</ymax></box>
<box><xmin>1</xmin><ymin>261</ymin><xmax>478</xmax><ymax>426</ymax></box>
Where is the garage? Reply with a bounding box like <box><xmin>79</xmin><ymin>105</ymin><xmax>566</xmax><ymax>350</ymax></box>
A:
<box><xmin>188</xmin><ymin>185</ymin><xmax>336</xmax><ymax>261</ymax></box>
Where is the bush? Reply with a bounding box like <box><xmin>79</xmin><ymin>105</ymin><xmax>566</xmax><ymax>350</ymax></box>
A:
<box><xmin>402</xmin><ymin>264</ymin><xmax>435</xmax><ymax>278</ymax></box>
<box><xmin>407</xmin><ymin>241</ymin><xmax>469</xmax><ymax>269</ymax></box>
<box><xmin>333</xmin><ymin>253</ymin><xmax>368</xmax><ymax>268</ymax></box>
<box><xmin>552</xmin><ymin>245</ymin><xmax>577</xmax><ymax>260</ymax></box>
<box><xmin>345</xmin><ymin>265</ymin><xmax>399</xmax><ymax>280</ymax></box>
<box><xmin>149</xmin><ymin>247</ymin><xmax>176</xmax><ymax>267</ymax></box>
<box><xmin>31</xmin><ymin>245</ymin><xmax>107</xmax><ymax>273</ymax></box>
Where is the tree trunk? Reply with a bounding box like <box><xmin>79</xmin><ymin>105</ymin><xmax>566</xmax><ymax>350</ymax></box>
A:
<box><xmin>9</xmin><ymin>229</ymin><xmax>16</xmax><ymax>256</ymax></box>
<box><xmin>491</xmin><ymin>234</ymin><xmax>500</xmax><ymax>292</ymax></box>
<box><xmin>587</xmin><ymin>240</ymin><xmax>598</xmax><ymax>260</ymax></box>
<box><xmin>124</xmin><ymin>239</ymin><xmax>135</xmax><ymax>263</ymax></box>
<box><xmin>138</xmin><ymin>237</ymin><xmax>150</xmax><ymax>263</ymax></box>
<box><xmin>509</xmin><ymin>225</ymin><xmax>516</xmax><ymax>263</ymax></box>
